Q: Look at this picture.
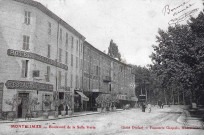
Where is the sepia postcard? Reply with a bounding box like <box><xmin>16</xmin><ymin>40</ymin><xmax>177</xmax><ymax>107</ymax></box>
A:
<box><xmin>0</xmin><ymin>0</ymin><xmax>204</xmax><ymax>135</ymax></box>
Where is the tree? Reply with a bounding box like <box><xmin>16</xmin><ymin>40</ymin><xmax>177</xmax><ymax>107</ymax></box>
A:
<box><xmin>108</xmin><ymin>39</ymin><xmax>121</xmax><ymax>60</ymax></box>
<box><xmin>150</xmin><ymin>12</ymin><xmax>204</xmax><ymax>105</ymax></box>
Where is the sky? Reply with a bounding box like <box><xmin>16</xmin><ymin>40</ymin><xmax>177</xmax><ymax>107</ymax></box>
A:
<box><xmin>35</xmin><ymin>0</ymin><xmax>203</xmax><ymax>66</ymax></box>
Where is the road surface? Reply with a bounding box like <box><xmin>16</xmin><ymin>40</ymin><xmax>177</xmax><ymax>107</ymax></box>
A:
<box><xmin>0</xmin><ymin>105</ymin><xmax>203</xmax><ymax>135</ymax></box>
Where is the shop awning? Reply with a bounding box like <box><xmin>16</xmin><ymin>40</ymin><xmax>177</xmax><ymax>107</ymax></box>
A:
<box><xmin>76</xmin><ymin>91</ymin><xmax>89</xmax><ymax>101</ymax></box>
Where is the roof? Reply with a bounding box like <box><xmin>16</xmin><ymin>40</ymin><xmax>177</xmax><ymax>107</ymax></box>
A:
<box><xmin>13</xmin><ymin>0</ymin><xmax>85</xmax><ymax>40</ymax></box>
<box><xmin>84</xmin><ymin>41</ymin><xmax>132</xmax><ymax>68</ymax></box>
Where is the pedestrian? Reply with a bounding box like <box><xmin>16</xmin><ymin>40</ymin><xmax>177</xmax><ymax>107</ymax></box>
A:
<box><xmin>168</xmin><ymin>101</ymin><xmax>171</xmax><ymax>107</ymax></box>
<box><xmin>141</xmin><ymin>102</ymin><xmax>146</xmax><ymax>112</ymax></box>
<box><xmin>147</xmin><ymin>103</ymin><xmax>151</xmax><ymax>113</ymax></box>
<box><xmin>158</xmin><ymin>100</ymin><xmax>162</xmax><ymax>108</ymax></box>
<box><xmin>161</xmin><ymin>103</ymin><xmax>164</xmax><ymax>109</ymax></box>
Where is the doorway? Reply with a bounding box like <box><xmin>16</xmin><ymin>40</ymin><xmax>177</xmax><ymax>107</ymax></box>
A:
<box><xmin>18</xmin><ymin>93</ymin><xmax>29</xmax><ymax>118</ymax></box>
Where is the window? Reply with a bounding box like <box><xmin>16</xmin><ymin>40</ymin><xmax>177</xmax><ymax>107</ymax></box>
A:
<box><xmin>71</xmin><ymin>36</ymin><xmax>74</xmax><ymax>49</ymax></box>
<box><xmin>22</xmin><ymin>60</ymin><xmax>29</xmax><ymax>78</ymax></box>
<box><xmin>23</xmin><ymin>35</ymin><xmax>30</xmax><ymax>50</ymax></box>
<box><xmin>47</xmin><ymin>44</ymin><xmax>51</xmax><ymax>58</ymax></box>
<box><xmin>59</xmin><ymin>48</ymin><xmax>62</xmax><ymax>62</ymax></box>
<box><xmin>80</xmin><ymin>59</ymin><xmax>83</xmax><ymax>70</ymax></box>
<box><xmin>58</xmin><ymin>71</ymin><xmax>61</xmax><ymax>87</ymax></box>
<box><xmin>76</xmin><ymin>40</ymin><xmax>78</xmax><ymax>52</ymax></box>
<box><xmin>48</xmin><ymin>22</ymin><xmax>51</xmax><ymax>35</ymax></box>
<box><xmin>59</xmin><ymin>92</ymin><xmax>64</xmax><ymax>100</ymax></box>
<box><xmin>76</xmin><ymin>75</ymin><xmax>78</xmax><ymax>88</ymax></box>
<box><xmin>65</xmin><ymin>51</ymin><xmax>68</xmax><ymax>65</ymax></box>
<box><xmin>66</xmin><ymin>33</ymin><xmax>68</xmax><ymax>49</ymax></box>
<box><xmin>76</xmin><ymin>57</ymin><xmax>78</xmax><ymax>68</ymax></box>
<box><xmin>71</xmin><ymin>54</ymin><xmax>73</xmax><ymax>67</ymax></box>
<box><xmin>46</xmin><ymin>66</ymin><xmax>50</xmax><ymax>82</ymax></box>
<box><xmin>33</xmin><ymin>70</ymin><xmax>40</xmax><ymax>77</ymax></box>
<box><xmin>81</xmin><ymin>43</ymin><xmax>83</xmax><ymax>52</ymax></box>
<box><xmin>96</xmin><ymin>66</ymin><xmax>99</xmax><ymax>76</ymax></box>
<box><xmin>24</xmin><ymin>11</ymin><xmax>31</xmax><ymax>25</ymax></box>
<box><xmin>65</xmin><ymin>72</ymin><xmax>68</xmax><ymax>87</ymax></box>
<box><xmin>59</xmin><ymin>28</ymin><xmax>62</xmax><ymax>42</ymax></box>
<box><xmin>71</xmin><ymin>74</ymin><xmax>73</xmax><ymax>88</ymax></box>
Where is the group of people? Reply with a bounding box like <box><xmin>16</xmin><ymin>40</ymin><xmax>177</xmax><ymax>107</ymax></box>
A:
<box><xmin>140</xmin><ymin>100</ymin><xmax>165</xmax><ymax>113</ymax></box>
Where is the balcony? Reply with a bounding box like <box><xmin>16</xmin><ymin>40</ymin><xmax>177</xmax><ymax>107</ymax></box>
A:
<box><xmin>103</xmin><ymin>76</ymin><xmax>111</xmax><ymax>82</ymax></box>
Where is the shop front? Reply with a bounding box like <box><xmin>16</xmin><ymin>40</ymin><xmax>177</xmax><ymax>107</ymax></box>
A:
<box><xmin>74</xmin><ymin>90</ymin><xmax>89</xmax><ymax>112</ymax></box>
<box><xmin>83</xmin><ymin>89</ymin><xmax>101</xmax><ymax>111</ymax></box>
<box><xmin>4</xmin><ymin>80</ymin><xmax>53</xmax><ymax>118</ymax></box>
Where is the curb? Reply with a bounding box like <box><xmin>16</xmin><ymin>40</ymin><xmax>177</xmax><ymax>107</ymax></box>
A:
<box><xmin>177</xmin><ymin>111</ymin><xmax>203</xmax><ymax>128</ymax></box>
<box><xmin>0</xmin><ymin>109</ymin><xmax>124</xmax><ymax>124</ymax></box>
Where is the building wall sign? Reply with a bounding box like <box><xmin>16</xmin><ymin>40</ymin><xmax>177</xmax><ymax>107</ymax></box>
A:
<box><xmin>5</xmin><ymin>80</ymin><xmax>53</xmax><ymax>91</ymax></box>
<box><xmin>7</xmin><ymin>49</ymin><xmax>68</xmax><ymax>70</ymax></box>
<box><xmin>59</xmin><ymin>86</ymin><xmax>70</xmax><ymax>91</ymax></box>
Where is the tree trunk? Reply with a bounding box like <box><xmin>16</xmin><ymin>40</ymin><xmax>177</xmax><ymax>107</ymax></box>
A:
<box><xmin>183</xmin><ymin>89</ymin><xmax>185</xmax><ymax>105</ymax></box>
<box><xmin>164</xmin><ymin>89</ymin><xmax>167</xmax><ymax>105</ymax></box>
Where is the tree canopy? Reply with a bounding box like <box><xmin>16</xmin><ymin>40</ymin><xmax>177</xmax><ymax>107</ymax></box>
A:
<box><xmin>150</xmin><ymin>12</ymin><xmax>204</xmax><ymax>105</ymax></box>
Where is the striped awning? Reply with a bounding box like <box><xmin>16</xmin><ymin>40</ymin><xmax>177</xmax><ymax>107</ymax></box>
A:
<box><xmin>76</xmin><ymin>91</ymin><xmax>89</xmax><ymax>101</ymax></box>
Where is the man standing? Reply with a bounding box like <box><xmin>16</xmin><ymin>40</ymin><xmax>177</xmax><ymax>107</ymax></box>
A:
<box><xmin>158</xmin><ymin>100</ymin><xmax>162</xmax><ymax>108</ymax></box>
<box><xmin>141</xmin><ymin>102</ymin><xmax>146</xmax><ymax>112</ymax></box>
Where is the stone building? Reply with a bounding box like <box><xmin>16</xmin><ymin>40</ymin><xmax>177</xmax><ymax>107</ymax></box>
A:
<box><xmin>0</xmin><ymin>0</ymin><xmax>85</xmax><ymax>118</ymax></box>
<box><xmin>83</xmin><ymin>41</ymin><xmax>136</xmax><ymax>111</ymax></box>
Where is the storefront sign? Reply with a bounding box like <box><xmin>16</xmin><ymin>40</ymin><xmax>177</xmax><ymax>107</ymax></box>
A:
<box><xmin>7</xmin><ymin>49</ymin><xmax>68</xmax><ymax>70</ymax></box>
<box><xmin>5</xmin><ymin>80</ymin><xmax>53</xmax><ymax>91</ymax></box>
<box><xmin>59</xmin><ymin>86</ymin><xmax>70</xmax><ymax>91</ymax></box>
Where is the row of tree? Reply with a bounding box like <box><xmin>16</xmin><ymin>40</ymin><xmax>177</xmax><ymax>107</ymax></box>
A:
<box><xmin>149</xmin><ymin>12</ymin><xmax>204</xmax><ymax>105</ymax></box>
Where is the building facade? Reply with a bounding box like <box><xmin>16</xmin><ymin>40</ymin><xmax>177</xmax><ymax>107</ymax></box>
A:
<box><xmin>0</xmin><ymin>0</ymin><xmax>85</xmax><ymax>118</ymax></box>
<box><xmin>83</xmin><ymin>41</ymin><xmax>136</xmax><ymax>111</ymax></box>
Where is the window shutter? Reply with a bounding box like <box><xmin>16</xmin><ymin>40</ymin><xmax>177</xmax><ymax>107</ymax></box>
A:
<box><xmin>23</xmin><ymin>36</ymin><xmax>26</xmax><ymax>50</ymax></box>
<box><xmin>26</xmin><ymin>36</ymin><xmax>29</xmax><ymax>50</ymax></box>
<box><xmin>28</xmin><ymin>12</ymin><xmax>30</xmax><ymax>24</ymax></box>
<box><xmin>21</xmin><ymin>60</ymin><xmax>26</xmax><ymax>77</ymax></box>
<box><xmin>46</xmin><ymin>66</ymin><xmax>50</xmax><ymax>82</ymax></box>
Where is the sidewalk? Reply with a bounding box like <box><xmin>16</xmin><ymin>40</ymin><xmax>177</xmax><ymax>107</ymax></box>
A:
<box><xmin>177</xmin><ymin>107</ymin><xmax>204</xmax><ymax>128</ymax></box>
<box><xmin>0</xmin><ymin>109</ymin><xmax>123</xmax><ymax>124</ymax></box>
